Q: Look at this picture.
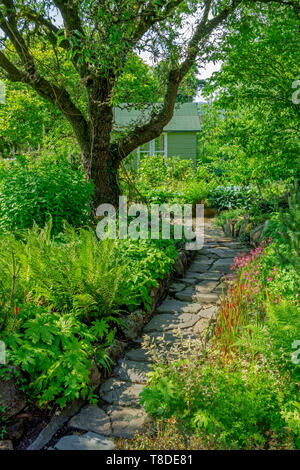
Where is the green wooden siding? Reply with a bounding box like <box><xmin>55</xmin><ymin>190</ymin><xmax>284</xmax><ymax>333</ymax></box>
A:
<box><xmin>124</xmin><ymin>132</ymin><xmax>198</xmax><ymax>169</ymax></box>
<box><xmin>167</xmin><ymin>132</ymin><xmax>197</xmax><ymax>163</ymax></box>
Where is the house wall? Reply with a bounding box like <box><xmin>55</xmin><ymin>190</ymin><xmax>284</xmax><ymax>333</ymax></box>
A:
<box><xmin>124</xmin><ymin>132</ymin><xmax>198</xmax><ymax>170</ymax></box>
<box><xmin>167</xmin><ymin>132</ymin><xmax>197</xmax><ymax>163</ymax></box>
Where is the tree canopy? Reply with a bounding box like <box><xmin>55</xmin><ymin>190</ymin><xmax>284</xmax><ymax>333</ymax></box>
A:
<box><xmin>0</xmin><ymin>0</ymin><xmax>298</xmax><ymax>205</ymax></box>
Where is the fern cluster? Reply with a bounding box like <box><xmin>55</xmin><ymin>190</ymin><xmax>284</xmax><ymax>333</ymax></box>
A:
<box><xmin>0</xmin><ymin>224</ymin><xmax>177</xmax><ymax>407</ymax></box>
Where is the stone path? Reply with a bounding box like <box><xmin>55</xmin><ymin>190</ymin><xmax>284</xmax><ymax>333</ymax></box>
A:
<box><xmin>52</xmin><ymin>222</ymin><xmax>247</xmax><ymax>450</ymax></box>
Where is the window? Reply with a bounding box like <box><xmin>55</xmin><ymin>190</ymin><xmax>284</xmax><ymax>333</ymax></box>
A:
<box><xmin>138</xmin><ymin>134</ymin><xmax>168</xmax><ymax>161</ymax></box>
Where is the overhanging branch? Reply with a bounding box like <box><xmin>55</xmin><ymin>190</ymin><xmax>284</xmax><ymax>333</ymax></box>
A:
<box><xmin>117</xmin><ymin>0</ymin><xmax>239</xmax><ymax>159</ymax></box>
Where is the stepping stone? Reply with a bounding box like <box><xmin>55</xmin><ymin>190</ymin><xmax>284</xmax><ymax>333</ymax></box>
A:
<box><xmin>99</xmin><ymin>379</ymin><xmax>143</xmax><ymax>407</ymax></box>
<box><xmin>187</xmin><ymin>261</ymin><xmax>213</xmax><ymax>273</ymax></box>
<box><xmin>106</xmin><ymin>406</ymin><xmax>148</xmax><ymax>438</ymax></box>
<box><xmin>198</xmin><ymin>248</ymin><xmax>219</xmax><ymax>256</ymax></box>
<box><xmin>114</xmin><ymin>360</ymin><xmax>152</xmax><ymax>384</ymax></box>
<box><xmin>209</xmin><ymin>248</ymin><xmax>238</xmax><ymax>258</ymax></box>
<box><xmin>193</xmin><ymin>281</ymin><xmax>219</xmax><ymax>293</ymax></box>
<box><xmin>69</xmin><ymin>406</ymin><xmax>111</xmax><ymax>435</ymax></box>
<box><xmin>137</xmin><ymin>329</ymin><xmax>198</xmax><ymax>346</ymax></box>
<box><xmin>185</xmin><ymin>271</ymin><xmax>222</xmax><ymax>281</ymax></box>
<box><xmin>214</xmin><ymin>237</ymin><xmax>233</xmax><ymax>243</ymax></box>
<box><xmin>193</xmin><ymin>256</ymin><xmax>214</xmax><ymax>264</ymax></box>
<box><xmin>143</xmin><ymin>312</ymin><xmax>202</xmax><ymax>333</ymax></box>
<box><xmin>54</xmin><ymin>432</ymin><xmax>115</xmax><ymax>450</ymax></box>
<box><xmin>175</xmin><ymin>289</ymin><xmax>219</xmax><ymax>303</ymax></box>
<box><xmin>125</xmin><ymin>348</ymin><xmax>150</xmax><ymax>363</ymax></box>
<box><xmin>178</xmin><ymin>276</ymin><xmax>198</xmax><ymax>284</ymax></box>
<box><xmin>156</xmin><ymin>299</ymin><xmax>202</xmax><ymax>315</ymax></box>
<box><xmin>199</xmin><ymin>305</ymin><xmax>218</xmax><ymax>319</ymax></box>
<box><xmin>169</xmin><ymin>282</ymin><xmax>186</xmax><ymax>294</ymax></box>
<box><xmin>211</xmin><ymin>258</ymin><xmax>233</xmax><ymax>272</ymax></box>
<box><xmin>220</xmin><ymin>242</ymin><xmax>246</xmax><ymax>249</ymax></box>
<box><xmin>193</xmin><ymin>318</ymin><xmax>211</xmax><ymax>334</ymax></box>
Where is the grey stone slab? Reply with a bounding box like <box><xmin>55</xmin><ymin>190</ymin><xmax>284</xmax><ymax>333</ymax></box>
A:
<box><xmin>114</xmin><ymin>360</ymin><xmax>152</xmax><ymax>384</ymax></box>
<box><xmin>55</xmin><ymin>432</ymin><xmax>115</xmax><ymax>450</ymax></box>
<box><xmin>106</xmin><ymin>406</ymin><xmax>148</xmax><ymax>438</ymax></box>
<box><xmin>209</xmin><ymin>248</ymin><xmax>238</xmax><ymax>258</ymax></box>
<box><xmin>169</xmin><ymin>283</ymin><xmax>186</xmax><ymax>295</ymax></box>
<box><xmin>193</xmin><ymin>319</ymin><xmax>211</xmax><ymax>334</ymax></box>
<box><xmin>125</xmin><ymin>348</ymin><xmax>151</xmax><ymax>363</ymax></box>
<box><xmin>192</xmin><ymin>256</ymin><xmax>214</xmax><ymax>264</ymax></box>
<box><xmin>199</xmin><ymin>305</ymin><xmax>218</xmax><ymax>320</ymax></box>
<box><xmin>138</xmin><ymin>329</ymin><xmax>198</xmax><ymax>345</ymax></box>
<box><xmin>193</xmin><ymin>281</ymin><xmax>219</xmax><ymax>293</ymax></box>
<box><xmin>27</xmin><ymin>399</ymin><xmax>84</xmax><ymax>450</ymax></box>
<box><xmin>178</xmin><ymin>275</ymin><xmax>198</xmax><ymax>284</ymax></box>
<box><xmin>211</xmin><ymin>258</ymin><xmax>234</xmax><ymax>272</ymax></box>
<box><xmin>175</xmin><ymin>289</ymin><xmax>219</xmax><ymax>303</ymax></box>
<box><xmin>184</xmin><ymin>271</ymin><xmax>223</xmax><ymax>281</ymax></box>
<box><xmin>69</xmin><ymin>406</ymin><xmax>111</xmax><ymax>435</ymax></box>
<box><xmin>143</xmin><ymin>312</ymin><xmax>201</xmax><ymax>333</ymax></box>
<box><xmin>156</xmin><ymin>299</ymin><xmax>202</xmax><ymax>314</ymax></box>
<box><xmin>187</xmin><ymin>261</ymin><xmax>213</xmax><ymax>273</ymax></box>
<box><xmin>99</xmin><ymin>379</ymin><xmax>143</xmax><ymax>407</ymax></box>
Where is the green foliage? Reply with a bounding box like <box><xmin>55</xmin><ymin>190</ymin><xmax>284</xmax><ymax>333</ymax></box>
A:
<box><xmin>200</xmin><ymin>5</ymin><xmax>300</xmax><ymax>189</ymax></box>
<box><xmin>141</xmin><ymin>353</ymin><xmax>288</xmax><ymax>449</ymax></box>
<box><xmin>214</xmin><ymin>208</ymin><xmax>248</xmax><ymax>227</ymax></box>
<box><xmin>136</xmin><ymin>155</ymin><xmax>193</xmax><ymax>190</ymax></box>
<box><xmin>0</xmin><ymin>156</ymin><xmax>94</xmax><ymax>235</ymax></box>
<box><xmin>277</xmin><ymin>184</ymin><xmax>300</xmax><ymax>275</ymax></box>
<box><xmin>126</xmin><ymin>155</ymin><xmax>216</xmax><ymax>205</ymax></box>
<box><xmin>0</xmin><ymin>223</ymin><xmax>177</xmax><ymax>407</ymax></box>
<box><xmin>3</xmin><ymin>306</ymin><xmax>116</xmax><ymax>407</ymax></box>
<box><xmin>266</xmin><ymin>302</ymin><xmax>300</xmax><ymax>380</ymax></box>
<box><xmin>0</xmin><ymin>81</ymin><xmax>59</xmax><ymax>157</ymax></box>
<box><xmin>209</xmin><ymin>185</ymin><xmax>259</xmax><ymax>210</ymax></box>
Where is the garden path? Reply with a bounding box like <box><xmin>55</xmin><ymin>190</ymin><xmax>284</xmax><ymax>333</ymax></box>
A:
<box><xmin>50</xmin><ymin>222</ymin><xmax>247</xmax><ymax>450</ymax></box>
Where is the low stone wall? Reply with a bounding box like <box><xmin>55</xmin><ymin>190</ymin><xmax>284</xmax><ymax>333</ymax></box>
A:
<box><xmin>222</xmin><ymin>214</ymin><xmax>269</xmax><ymax>245</ymax></box>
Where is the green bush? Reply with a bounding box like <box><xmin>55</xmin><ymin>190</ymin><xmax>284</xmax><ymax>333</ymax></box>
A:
<box><xmin>2</xmin><ymin>305</ymin><xmax>118</xmax><ymax>407</ymax></box>
<box><xmin>140</xmin><ymin>353</ymin><xmax>287</xmax><ymax>449</ymax></box>
<box><xmin>0</xmin><ymin>224</ymin><xmax>177</xmax><ymax>407</ymax></box>
<box><xmin>214</xmin><ymin>208</ymin><xmax>248</xmax><ymax>227</ymax></box>
<box><xmin>0</xmin><ymin>156</ymin><xmax>94</xmax><ymax>235</ymax></box>
<box><xmin>136</xmin><ymin>155</ymin><xmax>194</xmax><ymax>191</ymax></box>
<box><xmin>208</xmin><ymin>185</ymin><xmax>259</xmax><ymax>210</ymax></box>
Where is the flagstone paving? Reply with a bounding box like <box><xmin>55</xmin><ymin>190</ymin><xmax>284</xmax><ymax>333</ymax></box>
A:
<box><xmin>53</xmin><ymin>222</ymin><xmax>247</xmax><ymax>450</ymax></box>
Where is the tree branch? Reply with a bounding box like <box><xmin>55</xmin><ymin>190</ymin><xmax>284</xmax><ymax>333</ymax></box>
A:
<box><xmin>0</xmin><ymin>0</ymin><xmax>89</xmax><ymax>154</ymax></box>
<box><xmin>53</xmin><ymin>0</ymin><xmax>87</xmax><ymax>76</ymax></box>
<box><xmin>132</xmin><ymin>0</ymin><xmax>185</xmax><ymax>43</ymax></box>
<box><xmin>117</xmin><ymin>0</ymin><xmax>239</xmax><ymax>159</ymax></box>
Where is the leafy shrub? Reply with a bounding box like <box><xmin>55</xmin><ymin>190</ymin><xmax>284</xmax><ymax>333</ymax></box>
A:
<box><xmin>209</xmin><ymin>185</ymin><xmax>259</xmax><ymax>210</ymax></box>
<box><xmin>140</xmin><ymin>341</ymin><xmax>288</xmax><ymax>449</ymax></box>
<box><xmin>266</xmin><ymin>302</ymin><xmax>300</xmax><ymax>380</ymax></box>
<box><xmin>2</xmin><ymin>305</ymin><xmax>117</xmax><ymax>407</ymax></box>
<box><xmin>0</xmin><ymin>156</ymin><xmax>93</xmax><ymax>235</ymax></box>
<box><xmin>177</xmin><ymin>180</ymin><xmax>215</xmax><ymax>205</ymax></box>
<box><xmin>214</xmin><ymin>208</ymin><xmax>248</xmax><ymax>227</ymax></box>
<box><xmin>0</xmin><ymin>224</ymin><xmax>177</xmax><ymax>407</ymax></box>
<box><xmin>0</xmin><ymin>224</ymin><xmax>177</xmax><ymax>319</ymax></box>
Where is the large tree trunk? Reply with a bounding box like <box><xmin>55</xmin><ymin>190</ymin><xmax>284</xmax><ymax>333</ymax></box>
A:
<box><xmin>82</xmin><ymin>82</ymin><xmax>122</xmax><ymax>208</ymax></box>
<box><xmin>89</xmin><ymin>147</ymin><xmax>121</xmax><ymax>209</ymax></box>
<box><xmin>81</xmin><ymin>136</ymin><xmax>122</xmax><ymax>209</ymax></box>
